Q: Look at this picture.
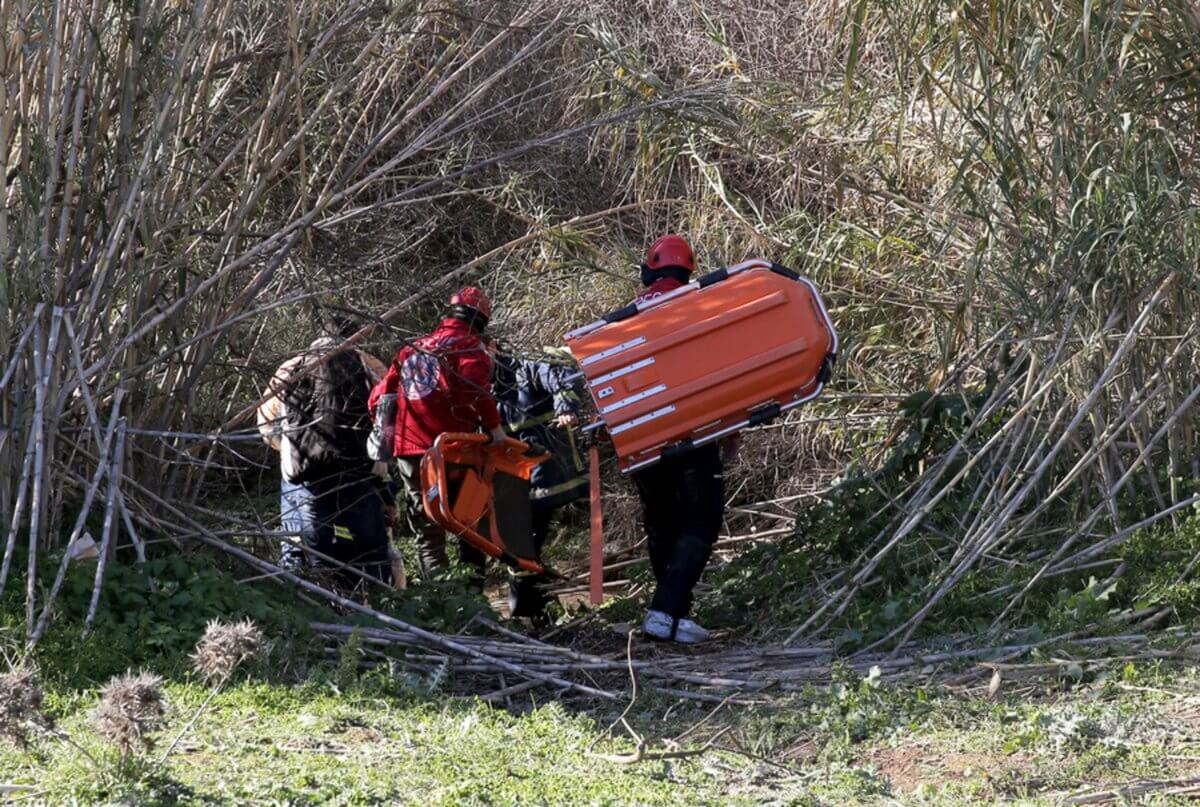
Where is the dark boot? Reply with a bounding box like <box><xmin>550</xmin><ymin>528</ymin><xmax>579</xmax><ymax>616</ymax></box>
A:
<box><xmin>508</xmin><ymin>574</ymin><xmax>550</xmax><ymax>619</ymax></box>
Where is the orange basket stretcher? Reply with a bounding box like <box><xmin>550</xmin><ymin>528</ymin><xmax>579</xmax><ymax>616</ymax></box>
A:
<box><xmin>420</xmin><ymin>433</ymin><xmax>550</xmax><ymax>573</ymax></box>
<box><xmin>564</xmin><ymin>259</ymin><xmax>838</xmax><ymax>472</ymax></box>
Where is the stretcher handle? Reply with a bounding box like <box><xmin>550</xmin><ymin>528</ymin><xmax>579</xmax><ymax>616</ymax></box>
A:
<box><xmin>433</xmin><ymin>431</ymin><xmax>550</xmax><ymax>462</ymax></box>
<box><xmin>563</xmin><ymin>258</ymin><xmax>774</xmax><ymax>341</ymax></box>
<box><xmin>423</xmin><ymin>433</ymin><xmax>550</xmax><ymax>574</ymax></box>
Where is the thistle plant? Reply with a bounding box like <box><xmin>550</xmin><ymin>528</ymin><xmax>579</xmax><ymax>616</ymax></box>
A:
<box><xmin>191</xmin><ymin>619</ymin><xmax>267</xmax><ymax>684</ymax></box>
<box><xmin>155</xmin><ymin>620</ymin><xmax>269</xmax><ymax>766</ymax></box>
<box><xmin>92</xmin><ymin>672</ymin><xmax>166</xmax><ymax>756</ymax></box>
<box><xmin>0</xmin><ymin>665</ymin><xmax>52</xmax><ymax>748</ymax></box>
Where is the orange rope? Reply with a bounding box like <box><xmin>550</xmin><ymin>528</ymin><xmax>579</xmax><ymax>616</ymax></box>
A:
<box><xmin>588</xmin><ymin>444</ymin><xmax>604</xmax><ymax>605</ymax></box>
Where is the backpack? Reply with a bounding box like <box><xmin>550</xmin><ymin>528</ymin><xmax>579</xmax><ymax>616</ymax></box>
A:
<box><xmin>366</xmin><ymin>341</ymin><xmax>448</xmax><ymax>461</ymax></box>
<box><xmin>281</xmin><ymin>347</ymin><xmax>373</xmax><ymax>484</ymax></box>
<box><xmin>366</xmin><ymin>391</ymin><xmax>397</xmax><ymax>461</ymax></box>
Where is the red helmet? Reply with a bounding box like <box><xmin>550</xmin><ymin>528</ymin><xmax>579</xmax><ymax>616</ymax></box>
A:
<box><xmin>644</xmin><ymin>234</ymin><xmax>696</xmax><ymax>274</ymax></box>
<box><xmin>449</xmin><ymin>286</ymin><xmax>492</xmax><ymax>319</ymax></box>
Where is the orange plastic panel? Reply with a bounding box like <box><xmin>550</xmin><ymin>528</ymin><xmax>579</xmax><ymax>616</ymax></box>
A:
<box><xmin>564</xmin><ymin>261</ymin><xmax>837</xmax><ymax>471</ymax></box>
<box><xmin>449</xmin><ymin>468</ymin><xmax>490</xmax><ymax>527</ymax></box>
<box><xmin>420</xmin><ymin>433</ymin><xmax>549</xmax><ymax>572</ymax></box>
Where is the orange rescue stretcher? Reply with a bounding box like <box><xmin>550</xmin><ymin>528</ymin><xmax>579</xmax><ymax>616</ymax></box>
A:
<box><xmin>564</xmin><ymin>258</ymin><xmax>838</xmax><ymax>472</ymax></box>
<box><xmin>420</xmin><ymin>433</ymin><xmax>550</xmax><ymax>574</ymax></box>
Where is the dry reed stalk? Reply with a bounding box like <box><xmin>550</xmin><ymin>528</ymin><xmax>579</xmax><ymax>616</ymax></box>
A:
<box><xmin>309</xmin><ymin>619</ymin><xmax>1189</xmax><ymax>700</ymax></box>
<box><xmin>29</xmin><ymin>388</ymin><xmax>124</xmax><ymax>644</ymax></box>
<box><xmin>103</xmin><ymin>468</ymin><xmax>620</xmax><ymax>700</ymax></box>
<box><xmin>83</xmin><ymin>417</ymin><xmax>126</xmax><ymax>635</ymax></box>
<box><xmin>23</xmin><ymin>312</ymin><xmax>52</xmax><ymax>635</ymax></box>
<box><xmin>0</xmin><ymin>385</ymin><xmax>38</xmax><ymax>600</ymax></box>
<box><xmin>0</xmin><ymin>309</ymin><xmax>43</xmax><ymax>395</ymax></box>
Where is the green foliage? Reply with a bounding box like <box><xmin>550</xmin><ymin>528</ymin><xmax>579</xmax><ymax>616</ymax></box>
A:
<box><xmin>816</xmin><ymin>665</ymin><xmax>932</xmax><ymax>745</ymax></box>
<box><xmin>370</xmin><ymin>575</ymin><xmax>494</xmax><ymax>633</ymax></box>
<box><xmin>699</xmin><ymin>373</ymin><xmax>1200</xmax><ymax>645</ymax></box>
<box><xmin>0</xmin><ymin>549</ymin><xmax>324</xmax><ymax>687</ymax></box>
<box><xmin>4</xmin><ymin>680</ymin><xmax>746</xmax><ymax>806</ymax></box>
<box><xmin>1047</xmin><ymin>577</ymin><xmax>1120</xmax><ymax>634</ymax></box>
<box><xmin>35</xmin><ymin>740</ymin><xmax>196</xmax><ymax>807</ymax></box>
<box><xmin>74</xmin><ymin>555</ymin><xmax>273</xmax><ymax>649</ymax></box>
<box><xmin>1</xmin><ymin>537</ymin><xmax>515</xmax><ymax>707</ymax></box>
<box><xmin>332</xmin><ymin>628</ymin><xmax>366</xmax><ymax>692</ymax></box>
<box><xmin>701</xmin><ymin>387</ymin><xmax>1001</xmax><ymax>640</ymax></box>
<box><xmin>1004</xmin><ymin>707</ymin><xmax>1105</xmax><ymax>755</ymax></box>
<box><xmin>1119</xmin><ymin>509</ymin><xmax>1200</xmax><ymax>617</ymax></box>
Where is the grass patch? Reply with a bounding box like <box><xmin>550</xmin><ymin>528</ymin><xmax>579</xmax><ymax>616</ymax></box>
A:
<box><xmin>1</xmin><ymin>677</ymin><xmax>768</xmax><ymax>805</ymax></box>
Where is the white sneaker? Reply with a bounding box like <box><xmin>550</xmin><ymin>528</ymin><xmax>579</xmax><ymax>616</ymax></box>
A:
<box><xmin>641</xmin><ymin>610</ymin><xmax>712</xmax><ymax>644</ymax></box>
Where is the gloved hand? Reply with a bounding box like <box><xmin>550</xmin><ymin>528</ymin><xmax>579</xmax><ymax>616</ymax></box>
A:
<box><xmin>554</xmin><ymin>412</ymin><xmax>579</xmax><ymax>428</ymax></box>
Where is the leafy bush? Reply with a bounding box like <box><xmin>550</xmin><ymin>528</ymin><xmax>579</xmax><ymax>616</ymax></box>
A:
<box><xmin>1117</xmin><ymin>510</ymin><xmax>1200</xmax><ymax>618</ymax></box>
<box><xmin>1</xmin><ymin>550</ymin><xmax>322</xmax><ymax>687</ymax></box>
<box><xmin>700</xmin><ymin>387</ymin><xmax>1002</xmax><ymax>640</ymax></box>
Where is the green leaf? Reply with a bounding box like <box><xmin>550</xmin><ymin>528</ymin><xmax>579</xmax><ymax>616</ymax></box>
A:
<box><xmin>843</xmin><ymin>0</ymin><xmax>870</xmax><ymax>100</ymax></box>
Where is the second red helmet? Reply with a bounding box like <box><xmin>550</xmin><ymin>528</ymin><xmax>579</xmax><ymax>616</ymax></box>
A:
<box><xmin>644</xmin><ymin>234</ymin><xmax>696</xmax><ymax>274</ymax></box>
<box><xmin>449</xmin><ymin>286</ymin><xmax>492</xmax><ymax>319</ymax></box>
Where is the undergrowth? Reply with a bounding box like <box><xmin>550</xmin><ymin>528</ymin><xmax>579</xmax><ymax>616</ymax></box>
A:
<box><xmin>698</xmin><ymin>388</ymin><xmax>1200</xmax><ymax>648</ymax></box>
<box><xmin>0</xmin><ymin>543</ymin><xmax>495</xmax><ymax>690</ymax></box>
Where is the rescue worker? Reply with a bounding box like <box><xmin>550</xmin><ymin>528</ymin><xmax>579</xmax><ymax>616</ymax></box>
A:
<box><xmin>491</xmin><ymin>344</ymin><xmax>588</xmax><ymax>619</ymax></box>
<box><xmin>631</xmin><ymin>235</ymin><xmax>733</xmax><ymax>643</ymax></box>
<box><xmin>369</xmin><ymin>287</ymin><xmax>506</xmax><ymax>582</ymax></box>
<box><xmin>258</xmin><ymin>315</ymin><xmax>394</xmax><ymax>585</ymax></box>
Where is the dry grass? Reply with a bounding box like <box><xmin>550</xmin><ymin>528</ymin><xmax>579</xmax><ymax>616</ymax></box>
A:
<box><xmin>0</xmin><ymin>0</ymin><xmax>1197</xmax><ymax>644</ymax></box>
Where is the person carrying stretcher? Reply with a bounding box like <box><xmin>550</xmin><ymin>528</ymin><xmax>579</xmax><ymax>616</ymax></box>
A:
<box><xmin>490</xmin><ymin>343</ymin><xmax>588</xmax><ymax>620</ymax></box>
<box><xmin>368</xmin><ymin>287</ymin><xmax>507</xmax><ymax>583</ymax></box>
<box><xmin>632</xmin><ymin>235</ymin><xmax>736</xmax><ymax>644</ymax></box>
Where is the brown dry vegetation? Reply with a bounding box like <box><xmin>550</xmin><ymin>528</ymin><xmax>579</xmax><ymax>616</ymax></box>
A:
<box><xmin>1</xmin><ymin>0</ymin><xmax>1199</xmax><ymax>649</ymax></box>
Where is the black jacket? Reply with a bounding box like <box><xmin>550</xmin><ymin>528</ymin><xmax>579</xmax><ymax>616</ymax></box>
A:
<box><xmin>493</xmin><ymin>354</ymin><xmax>587</xmax><ymax>509</ymax></box>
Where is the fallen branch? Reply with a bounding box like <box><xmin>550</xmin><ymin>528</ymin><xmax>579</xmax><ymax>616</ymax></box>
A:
<box><xmin>1062</xmin><ymin>776</ymin><xmax>1200</xmax><ymax>804</ymax></box>
<box><xmin>588</xmin><ymin>726</ymin><xmax>732</xmax><ymax>765</ymax></box>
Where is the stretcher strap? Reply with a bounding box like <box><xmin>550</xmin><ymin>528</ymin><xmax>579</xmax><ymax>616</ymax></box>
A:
<box><xmin>588</xmin><ymin>444</ymin><xmax>604</xmax><ymax>605</ymax></box>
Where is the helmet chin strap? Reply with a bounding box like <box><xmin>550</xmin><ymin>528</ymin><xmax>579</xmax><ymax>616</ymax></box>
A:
<box><xmin>639</xmin><ymin>263</ymin><xmax>656</xmax><ymax>287</ymax></box>
<box><xmin>640</xmin><ymin>264</ymin><xmax>691</xmax><ymax>287</ymax></box>
<box><xmin>448</xmin><ymin>305</ymin><xmax>489</xmax><ymax>333</ymax></box>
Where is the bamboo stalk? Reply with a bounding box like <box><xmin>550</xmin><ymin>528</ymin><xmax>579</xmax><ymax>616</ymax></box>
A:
<box><xmin>0</xmin><ymin>404</ymin><xmax>38</xmax><ymax>599</ymax></box>
<box><xmin>115</xmin><ymin>491</ymin><xmax>146</xmax><ymax>564</ymax></box>
<box><xmin>24</xmin><ymin>313</ymin><xmax>52</xmax><ymax>635</ymax></box>
<box><xmin>0</xmin><ymin>306</ymin><xmax>44</xmax><ymax>394</ymax></box>
<box><xmin>30</xmin><ymin>388</ymin><xmax>124</xmax><ymax>644</ymax></box>
<box><xmin>83</xmin><ymin>417</ymin><xmax>126</xmax><ymax>635</ymax></box>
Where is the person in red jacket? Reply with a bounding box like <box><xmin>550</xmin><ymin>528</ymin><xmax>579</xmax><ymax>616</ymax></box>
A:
<box><xmin>631</xmin><ymin>235</ymin><xmax>735</xmax><ymax>644</ymax></box>
<box><xmin>369</xmin><ymin>287</ymin><xmax>506</xmax><ymax>580</ymax></box>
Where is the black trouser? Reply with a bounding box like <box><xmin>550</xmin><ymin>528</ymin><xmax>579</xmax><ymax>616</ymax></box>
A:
<box><xmin>508</xmin><ymin>505</ymin><xmax>556</xmax><ymax>618</ymax></box>
<box><xmin>396</xmin><ymin>456</ymin><xmax>487</xmax><ymax>584</ymax></box>
<box><xmin>632</xmin><ymin>443</ymin><xmax>724</xmax><ymax>619</ymax></box>
<box><xmin>280</xmin><ymin>473</ymin><xmax>391</xmax><ymax>585</ymax></box>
